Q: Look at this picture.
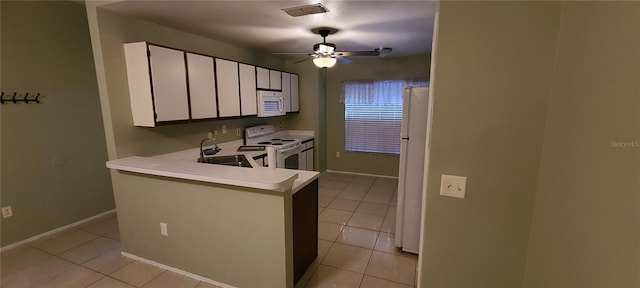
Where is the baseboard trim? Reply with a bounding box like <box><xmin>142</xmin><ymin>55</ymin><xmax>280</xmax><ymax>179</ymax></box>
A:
<box><xmin>325</xmin><ymin>169</ymin><xmax>398</xmax><ymax>179</ymax></box>
<box><xmin>0</xmin><ymin>209</ymin><xmax>116</xmax><ymax>252</ymax></box>
<box><xmin>121</xmin><ymin>252</ymin><xmax>236</xmax><ymax>288</ymax></box>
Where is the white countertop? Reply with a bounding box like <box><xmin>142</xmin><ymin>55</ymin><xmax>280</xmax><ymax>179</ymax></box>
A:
<box><xmin>106</xmin><ymin>131</ymin><xmax>318</xmax><ymax>193</ymax></box>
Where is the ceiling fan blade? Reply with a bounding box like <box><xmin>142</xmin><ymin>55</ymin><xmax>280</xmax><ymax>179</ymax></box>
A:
<box><xmin>337</xmin><ymin>57</ymin><xmax>353</xmax><ymax>64</ymax></box>
<box><xmin>294</xmin><ymin>56</ymin><xmax>313</xmax><ymax>64</ymax></box>
<box><xmin>337</xmin><ymin>50</ymin><xmax>380</xmax><ymax>57</ymax></box>
<box><xmin>273</xmin><ymin>52</ymin><xmax>312</xmax><ymax>55</ymax></box>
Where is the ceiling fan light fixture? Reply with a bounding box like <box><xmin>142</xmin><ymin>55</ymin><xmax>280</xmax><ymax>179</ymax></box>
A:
<box><xmin>313</xmin><ymin>56</ymin><xmax>337</xmax><ymax>68</ymax></box>
<box><xmin>315</xmin><ymin>43</ymin><xmax>336</xmax><ymax>54</ymax></box>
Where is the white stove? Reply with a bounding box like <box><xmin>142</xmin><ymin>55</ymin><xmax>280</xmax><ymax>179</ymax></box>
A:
<box><xmin>245</xmin><ymin>125</ymin><xmax>304</xmax><ymax>169</ymax></box>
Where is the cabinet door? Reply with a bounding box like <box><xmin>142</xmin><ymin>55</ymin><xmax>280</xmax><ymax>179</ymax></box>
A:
<box><xmin>215</xmin><ymin>59</ymin><xmax>241</xmax><ymax>117</ymax></box>
<box><xmin>281</xmin><ymin>72</ymin><xmax>291</xmax><ymax>112</ymax></box>
<box><xmin>269</xmin><ymin>70</ymin><xmax>282</xmax><ymax>90</ymax></box>
<box><xmin>299</xmin><ymin>150</ymin><xmax>307</xmax><ymax>171</ymax></box>
<box><xmin>186</xmin><ymin>53</ymin><xmax>217</xmax><ymax>119</ymax></box>
<box><xmin>256</xmin><ymin>67</ymin><xmax>270</xmax><ymax>89</ymax></box>
<box><xmin>124</xmin><ymin>42</ymin><xmax>154</xmax><ymax>127</ymax></box>
<box><xmin>306</xmin><ymin>149</ymin><xmax>314</xmax><ymax>171</ymax></box>
<box><xmin>239</xmin><ymin>63</ymin><xmax>257</xmax><ymax>116</ymax></box>
<box><xmin>148</xmin><ymin>45</ymin><xmax>189</xmax><ymax>122</ymax></box>
<box><xmin>291</xmin><ymin>74</ymin><xmax>299</xmax><ymax>112</ymax></box>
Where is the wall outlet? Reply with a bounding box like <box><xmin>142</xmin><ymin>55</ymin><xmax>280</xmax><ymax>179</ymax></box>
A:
<box><xmin>336</xmin><ymin>152</ymin><xmax>341</xmax><ymax>158</ymax></box>
<box><xmin>440</xmin><ymin>174</ymin><xmax>467</xmax><ymax>199</ymax></box>
<box><xmin>207</xmin><ymin>132</ymin><xmax>214</xmax><ymax>139</ymax></box>
<box><xmin>222</xmin><ymin>125</ymin><xmax>227</xmax><ymax>134</ymax></box>
<box><xmin>160</xmin><ymin>222</ymin><xmax>168</xmax><ymax>236</ymax></box>
<box><xmin>2</xmin><ymin>206</ymin><xmax>13</xmax><ymax>218</ymax></box>
<box><xmin>236</xmin><ymin>128</ymin><xmax>241</xmax><ymax>137</ymax></box>
<box><xmin>214</xmin><ymin>130</ymin><xmax>218</xmax><ymax>136</ymax></box>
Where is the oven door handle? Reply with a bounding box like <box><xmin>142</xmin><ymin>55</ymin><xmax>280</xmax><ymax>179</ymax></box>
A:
<box><xmin>278</xmin><ymin>142</ymin><xmax>302</xmax><ymax>153</ymax></box>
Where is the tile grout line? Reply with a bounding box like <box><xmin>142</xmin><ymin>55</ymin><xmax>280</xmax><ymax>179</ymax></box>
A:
<box><xmin>17</xmin><ymin>241</ymin><xmax>113</xmax><ymax>288</ymax></box>
<box><xmin>0</xmin><ymin>210</ymin><xmax>117</xmax><ymax>252</ymax></box>
<box><xmin>314</xmin><ymin>173</ymin><xmax>414</xmax><ymax>287</ymax></box>
<box><xmin>18</xmin><ymin>218</ymin><xmax>134</xmax><ymax>287</ymax></box>
<box><xmin>29</xmin><ymin>228</ymin><xmax>117</xmax><ymax>258</ymax></box>
<box><xmin>80</xmin><ymin>274</ymin><xmax>107</xmax><ymax>288</ymax></box>
<box><xmin>138</xmin><ymin>266</ymin><xmax>169</xmax><ymax>288</ymax></box>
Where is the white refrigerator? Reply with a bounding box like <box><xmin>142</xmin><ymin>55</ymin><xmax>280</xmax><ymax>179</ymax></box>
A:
<box><xmin>395</xmin><ymin>86</ymin><xmax>430</xmax><ymax>254</ymax></box>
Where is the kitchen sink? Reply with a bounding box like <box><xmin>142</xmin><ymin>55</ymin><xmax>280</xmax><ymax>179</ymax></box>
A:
<box><xmin>198</xmin><ymin>154</ymin><xmax>252</xmax><ymax>168</ymax></box>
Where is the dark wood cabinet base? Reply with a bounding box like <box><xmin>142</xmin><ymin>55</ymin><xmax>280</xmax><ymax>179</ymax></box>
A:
<box><xmin>292</xmin><ymin>179</ymin><xmax>318</xmax><ymax>285</ymax></box>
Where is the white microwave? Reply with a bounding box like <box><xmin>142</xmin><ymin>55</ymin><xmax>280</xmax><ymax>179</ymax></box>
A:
<box><xmin>257</xmin><ymin>90</ymin><xmax>285</xmax><ymax>117</ymax></box>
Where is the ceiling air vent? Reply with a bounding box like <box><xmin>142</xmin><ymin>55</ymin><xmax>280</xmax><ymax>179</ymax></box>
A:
<box><xmin>282</xmin><ymin>3</ymin><xmax>329</xmax><ymax>17</ymax></box>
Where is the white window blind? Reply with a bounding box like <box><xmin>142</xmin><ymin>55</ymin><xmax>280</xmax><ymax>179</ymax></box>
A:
<box><xmin>344</xmin><ymin>80</ymin><xmax>428</xmax><ymax>154</ymax></box>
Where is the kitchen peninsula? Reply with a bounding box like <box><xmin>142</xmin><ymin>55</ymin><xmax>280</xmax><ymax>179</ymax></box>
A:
<box><xmin>106</xmin><ymin>139</ymin><xmax>319</xmax><ymax>288</ymax></box>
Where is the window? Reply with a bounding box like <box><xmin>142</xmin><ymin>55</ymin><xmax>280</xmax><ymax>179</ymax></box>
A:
<box><xmin>343</xmin><ymin>80</ymin><xmax>428</xmax><ymax>154</ymax></box>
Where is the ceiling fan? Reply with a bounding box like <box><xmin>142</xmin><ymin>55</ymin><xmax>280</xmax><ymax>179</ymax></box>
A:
<box><xmin>276</xmin><ymin>27</ymin><xmax>391</xmax><ymax>68</ymax></box>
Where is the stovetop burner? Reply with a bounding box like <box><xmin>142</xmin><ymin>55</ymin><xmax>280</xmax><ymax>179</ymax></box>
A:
<box><xmin>245</xmin><ymin>125</ymin><xmax>303</xmax><ymax>150</ymax></box>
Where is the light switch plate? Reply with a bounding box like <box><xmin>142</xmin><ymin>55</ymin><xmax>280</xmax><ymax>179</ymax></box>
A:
<box><xmin>440</xmin><ymin>174</ymin><xmax>467</xmax><ymax>198</ymax></box>
<box><xmin>160</xmin><ymin>222</ymin><xmax>168</xmax><ymax>236</ymax></box>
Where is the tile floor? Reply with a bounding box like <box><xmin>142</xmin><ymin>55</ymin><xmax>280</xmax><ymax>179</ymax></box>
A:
<box><xmin>297</xmin><ymin>172</ymin><xmax>418</xmax><ymax>288</ymax></box>
<box><xmin>0</xmin><ymin>213</ymin><xmax>222</xmax><ymax>288</ymax></box>
<box><xmin>0</xmin><ymin>172</ymin><xmax>417</xmax><ymax>288</ymax></box>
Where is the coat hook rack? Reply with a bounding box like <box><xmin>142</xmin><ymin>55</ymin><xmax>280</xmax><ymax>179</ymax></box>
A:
<box><xmin>1</xmin><ymin>92</ymin><xmax>44</xmax><ymax>104</ymax></box>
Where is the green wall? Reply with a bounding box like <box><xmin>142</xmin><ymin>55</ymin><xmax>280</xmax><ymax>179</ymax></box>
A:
<box><xmin>420</xmin><ymin>1</ymin><xmax>640</xmax><ymax>287</ymax></box>
<box><xmin>86</xmin><ymin>3</ymin><xmax>292</xmax><ymax>160</ymax></box>
<box><xmin>420</xmin><ymin>2</ymin><xmax>560</xmax><ymax>287</ymax></box>
<box><xmin>522</xmin><ymin>2</ymin><xmax>640</xmax><ymax>287</ymax></box>
<box><xmin>1</xmin><ymin>1</ymin><xmax>114</xmax><ymax>247</ymax></box>
<box><xmin>326</xmin><ymin>55</ymin><xmax>430</xmax><ymax>177</ymax></box>
<box><xmin>113</xmin><ymin>172</ymin><xmax>292</xmax><ymax>287</ymax></box>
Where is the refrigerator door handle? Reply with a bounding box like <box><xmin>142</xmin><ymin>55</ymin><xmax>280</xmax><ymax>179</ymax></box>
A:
<box><xmin>401</xmin><ymin>137</ymin><xmax>410</xmax><ymax>140</ymax></box>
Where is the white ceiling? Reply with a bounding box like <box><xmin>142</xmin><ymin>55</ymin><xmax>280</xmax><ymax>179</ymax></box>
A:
<box><xmin>102</xmin><ymin>1</ymin><xmax>438</xmax><ymax>58</ymax></box>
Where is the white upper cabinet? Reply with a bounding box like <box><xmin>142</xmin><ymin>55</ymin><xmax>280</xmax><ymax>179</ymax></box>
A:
<box><xmin>124</xmin><ymin>42</ymin><xmax>299</xmax><ymax>126</ymax></box>
<box><xmin>257</xmin><ymin>67</ymin><xmax>283</xmax><ymax>91</ymax></box>
<box><xmin>124</xmin><ymin>42</ymin><xmax>155</xmax><ymax>126</ymax></box>
<box><xmin>281</xmin><ymin>72</ymin><xmax>291</xmax><ymax>112</ymax></box>
<box><xmin>148</xmin><ymin>45</ymin><xmax>190</xmax><ymax>122</ymax></box>
<box><xmin>291</xmin><ymin>74</ymin><xmax>299</xmax><ymax>112</ymax></box>
<box><xmin>239</xmin><ymin>63</ymin><xmax>257</xmax><ymax>116</ymax></box>
<box><xmin>215</xmin><ymin>59</ymin><xmax>241</xmax><ymax>117</ymax></box>
<box><xmin>269</xmin><ymin>70</ymin><xmax>282</xmax><ymax>90</ymax></box>
<box><xmin>256</xmin><ymin>67</ymin><xmax>270</xmax><ymax>90</ymax></box>
<box><xmin>124</xmin><ymin>43</ymin><xmax>193</xmax><ymax>126</ymax></box>
<box><xmin>186</xmin><ymin>53</ymin><xmax>217</xmax><ymax>119</ymax></box>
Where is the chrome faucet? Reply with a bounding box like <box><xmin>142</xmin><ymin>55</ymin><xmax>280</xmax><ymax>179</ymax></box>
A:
<box><xmin>199</xmin><ymin>137</ymin><xmax>221</xmax><ymax>162</ymax></box>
